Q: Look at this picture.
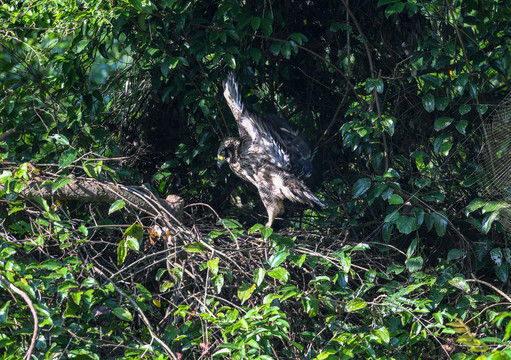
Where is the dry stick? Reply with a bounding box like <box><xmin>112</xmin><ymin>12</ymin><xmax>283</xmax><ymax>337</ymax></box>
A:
<box><xmin>93</xmin><ymin>267</ymin><xmax>179</xmax><ymax>360</ymax></box>
<box><xmin>465</xmin><ymin>278</ymin><xmax>511</xmax><ymax>304</ymax></box>
<box><xmin>185</xmin><ymin>202</ymin><xmax>240</xmax><ymax>250</ymax></box>
<box><xmin>0</xmin><ymin>128</ymin><xmax>15</xmax><ymax>142</ymax></box>
<box><xmin>0</xmin><ymin>272</ymin><xmax>38</xmax><ymax>360</ymax></box>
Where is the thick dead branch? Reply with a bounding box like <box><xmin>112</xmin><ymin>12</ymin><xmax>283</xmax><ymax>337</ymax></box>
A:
<box><xmin>17</xmin><ymin>178</ymin><xmax>184</xmax><ymax>221</ymax></box>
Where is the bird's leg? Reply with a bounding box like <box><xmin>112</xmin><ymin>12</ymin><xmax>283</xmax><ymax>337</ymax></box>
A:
<box><xmin>265</xmin><ymin>199</ymin><xmax>284</xmax><ymax>228</ymax></box>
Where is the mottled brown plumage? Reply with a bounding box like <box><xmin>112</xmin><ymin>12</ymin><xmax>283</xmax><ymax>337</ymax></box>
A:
<box><xmin>217</xmin><ymin>73</ymin><xmax>324</xmax><ymax>227</ymax></box>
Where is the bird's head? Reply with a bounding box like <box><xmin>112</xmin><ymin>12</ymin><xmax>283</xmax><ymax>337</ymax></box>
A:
<box><xmin>217</xmin><ymin>138</ymin><xmax>239</xmax><ymax>168</ymax></box>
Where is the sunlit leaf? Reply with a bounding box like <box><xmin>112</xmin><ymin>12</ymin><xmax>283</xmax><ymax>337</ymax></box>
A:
<box><xmin>346</xmin><ymin>298</ymin><xmax>367</xmax><ymax>312</ymax></box>
<box><xmin>59</xmin><ymin>148</ymin><xmax>77</xmax><ymax>169</ymax></box>
<box><xmin>108</xmin><ymin>199</ymin><xmax>126</xmax><ymax>214</ymax></box>
<box><xmin>268</xmin><ymin>251</ymin><xmax>289</xmax><ymax>268</ymax></box>
<box><xmin>112</xmin><ymin>307</ymin><xmax>133</xmax><ymax>322</ymax></box>
<box><xmin>268</xmin><ymin>267</ymin><xmax>289</xmax><ymax>282</ymax></box>
<box><xmin>237</xmin><ymin>283</ymin><xmax>256</xmax><ymax>304</ymax></box>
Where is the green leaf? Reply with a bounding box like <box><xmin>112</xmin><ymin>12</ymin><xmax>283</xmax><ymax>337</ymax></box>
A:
<box><xmin>64</xmin><ymin>297</ymin><xmax>80</xmax><ymax>318</ymax></box>
<box><xmin>212</xmin><ymin>274</ymin><xmax>224</xmax><ymax>294</ymax></box>
<box><xmin>494</xmin><ymin>263</ymin><xmax>508</xmax><ymax>282</ymax></box>
<box><xmin>136</xmin><ymin>283</ymin><xmax>152</xmax><ymax>301</ymax></box>
<box><xmin>254</xmin><ymin>267</ymin><xmax>265</xmax><ymax>286</ymax></box>
<box><xmin>184</xmin><ymin>242</ymin><xmax>206</xmax><ymax>253</ymax></box>
<box><xmin>238</xmin><ymin>283</ymin><xmax>256</xmax><ymax>304</ymax></box>
<box><xmin>260</xmin><ymin>18</ymin><xmax>272</xmax><ymax>37</ymax></box>
<box><xmin>397</xmin><ymin>216</ymin><xmax>417</xmax><ymax>235</ymax></box>
<box><xmin>477</xmin><ymin>104</ymin><xmax>489</xmax><ymax>115</ymax></box>
<box><xmin>373</xmin><ymin>326</ymin><xmax>390</xmax><ymax>344</ymax></box>
<box><xmin>223</xmin><ymin>53</ymin><xmax>236</xmax><ymax>69</ymax></box>
<box><xmin>482</xmin><ymin>212</ymin><xmax>499</xmax><ymax>234</ymax></box>
<box><xmin>289</xmin><ymin>32</ymin><xmax>307</xmax><ymax>45</ymax></box>
<box><xmin>316</xmin><ymin>349</ymin><xmax>338</xmax><ymax>359</ymax></box>
<box><xmin>448</xmin><ymin>277</ymin><xmax>470</xmax><ymax>292</ymax></box>
<box><xmin>352</xmin><ymin>178</ymin><xmax>371</xmax><ymax>198</ymax></box>
<box><xmin>434</xmin><ymin>117</ymin><xmax>453</xmax><ymax>131</ymax></box>
<box><xmin>381</xmin><ymin>117</ymin><xmax>395</xmax><ymax>136</ymax></box>
<box><xmin>309</xmin><ymin>275</ymin><xmax>331</xmax><ymax>285</ymax></box>
<box><xmin>83</xmin><ymin>161</ymin><xmax>101</xmax><ymax>178</ymax></box>
<box><xmin>447</xmin><ymin>248</ymin><xmax>464</xmax><ymax>261</ymax></box>
<box><xmin>435</xmin><ymin>97</ymin><xmax>449</xmax><ymax>111</ymax></box>
<box><xmin>422</xmin><ymin>93</ymin><xmax>435</xmax><ymax>112</ymax></box>
<box><xmin>58</xmin><ymin>280</ymin><xmax>78</xmax><ymax>293</ymax></box>
<box><xmin>388</xmin><ymin>194</ymin><xmax>404</xmax><ymax>204</ymax></box>
<box><xmin>221</xmin><ymin>219</ymin><xmax>242</xmax><ymax>229</ymax></box>
<box><xmin>112</xmin><ymin>307</ymin><xmax>133</xmax><ymax>322</ymax></box>
<box><xmin>455</xmin><ymin>120</ymin><xmax>468</xmax><ymax>135</ymax></box>
<box><xmin>250</xmin><ymin>16</ymin><xmax>261</xmax><ymax>31</ymax></box>
<box><xmin>267</xmin><ymin>267</ymin><xmax>289</xmax><ymax>282</ymax></box>
<box><xmin>39</xmin><ymin>259</ymin><xmax>62</xmax><ymax>270</ymax></box>
<box><xmin>270</xmin><ymin>41</ymin><xmax>282</xmax><ymax>55</ymax></box>
<box><xmin>432</xmin><ymin>213</ymin><xmax>447</xmax><ymax>236</ymax></box>
<box><xmin>0</xmin><ymin>301</ymin><xmax>10</xmax><ymax>324</ymax></box>
<box><xmin>366</xmin><ymin>78</ymin><xmax>384</xmax><ymax>94</ymax></box>
<box><xmin>407</xmin><ymin>238</ymin><xmax>418</xmax><ymax>258</ymax></box>
<box><xmin>52</xmin><ymin>134</ymin><xmax>70</xmax><ymax>146</ymax></box>
<box><xmin>421</xmin><ymin>74</ymin><xmax>442</xmax><ymax>88</ymax></box>
<box><xmin>108</xmin><ymin>199</ymin><xmax>126</xmax><ymax>214</ymax></box>
<box><xmin>433</xmin><ymin>133</ymin><xmax>452</xmax><ymax>155</ymax></box>
<box><xmin>459</xmin><ymin>104</ymin><xmax>471</xmax><ymax>115</ymax></box>
<box><xmin>52</xmin><ymin>176</ymin><xmax>72</xmax><ymax>193</ymax></box>
<box><xmin>206</xmin><ymin>258</ymin><xmax>219</xmax><ymax>277</ymax></box>
<box><xmin>346</xmin><ymin>298</ymin><xmax>367</xmax><ymax>312</ymax></box>
<box><xmin>268</xmin><ymin>251</ymin><xmax>289</xmax><ymax>268</ymax></box>
<box><xmin>59</xmin><ymin>148</ymin><xmax>77</xmax><ymax>169</ymax></box>
<box><xmin>250</xmin><ymin>48</ymin><xmax>262</xmax><ymax>63</ymax></box>
<box><xmin>117</xmin><ymin>239</ymin><xmax>127</xmax><ymax>265</ymax></box>
<box><xmin>384</xmin><ymin>210</ymin><xmax>399</xmax><ymax>223</ymax></box>
<box><xmin>455</xmin><ymin>73</ymin><xmax>469</xmax><ymax>94</ymax></box>
<box><xmin>466</xmin><ymin>198</ymin><xmax>486</xmax><ymax>216</ymax></box>
<box><xmin>482</xmin><ymin>201</ymin><xmax>510</xmax><ymax>214</ymax></box>
<box><xmin>405</xmin><ymin>256</ymin><xmax>423</xmax><ymax>272</ymax></box>
<box><xmin>123</xmin><ymin>222</ymin><xmax>143</xmax><ymax>251</ymax></box>
<box><xmin>256</xmin><ymin>227</ymin><xmax>271</xmax><ymax>241</ymax></box>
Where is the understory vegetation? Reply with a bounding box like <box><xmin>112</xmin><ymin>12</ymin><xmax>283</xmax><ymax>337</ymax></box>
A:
<box><xmin>2</xmin><ymin>0</ymin><xmax>511</xmax><ymax>359</ymax></box>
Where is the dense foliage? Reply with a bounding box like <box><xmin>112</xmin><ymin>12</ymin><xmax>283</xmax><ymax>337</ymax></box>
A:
<box><xmin>2</xmin><ymin>0</ymin><xmax>511</xmax><ymax>359</ymax></box>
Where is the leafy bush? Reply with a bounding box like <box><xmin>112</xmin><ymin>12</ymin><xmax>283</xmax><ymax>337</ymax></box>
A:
<box><xmin>1</xmin><ymin>0</ymin><xmax>511</xmax><ymax>359</ymax></box>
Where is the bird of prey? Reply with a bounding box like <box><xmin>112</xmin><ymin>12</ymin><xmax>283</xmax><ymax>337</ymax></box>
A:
<box><xmin>217</xmin><ymin>73</ymin><xmax>325</xmax><ymax>228</ymax></box>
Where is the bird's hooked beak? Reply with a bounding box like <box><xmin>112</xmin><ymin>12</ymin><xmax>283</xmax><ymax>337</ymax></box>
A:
<box><xmin>217</xmin><ymin>154</ymin><xmax>225</xmax><ymax>168</ymax></box>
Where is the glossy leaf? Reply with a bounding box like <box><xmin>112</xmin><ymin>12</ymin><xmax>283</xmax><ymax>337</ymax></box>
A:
<box><xmin>352</xmin><ymin>178</ymin><xmax>371</xmax><ymax>197</ymax></box>
<box><xmin>108</xmin><ymin>199</ymin><xmax>126</xmax><ymax>214</ymax></box>
<box><xmin>422</xmin><ymin>93</ymin><xmax>435</xmax><ymax>112</ymax></box>
<box><xmin>434</xmin><ymin>117</ymin><xmax>453</xmax><ymax>131</ymax></box>
<box><xmin>346</xmin><ymin>298</ymin><xmax>367</xmax><ymax>312</ymax></box>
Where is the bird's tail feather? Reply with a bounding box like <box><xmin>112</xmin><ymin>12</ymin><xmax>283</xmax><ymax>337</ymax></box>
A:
<box><xmin>286</xmin><ymin>183</ymin><xmax>326</xmax><ymax>208</ymax></box>
<box><xmin>299</xmin><ymin>190</ymin><xmax>326</xmax><ymax>208</ymax></box>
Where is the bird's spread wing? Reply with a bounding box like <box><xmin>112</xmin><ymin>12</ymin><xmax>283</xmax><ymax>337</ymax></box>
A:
<box><xmin>223</xmin><ymin>73</ymin><xmax>313</xmax><ymax>178</ymax></box>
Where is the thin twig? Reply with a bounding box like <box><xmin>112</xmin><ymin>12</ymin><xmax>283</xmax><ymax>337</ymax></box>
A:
<box><xmin>0</xmin><ymin>272</ymin><xmax>39</xmax><ymax>360</ymax></box>
<box><xmin>93</xmin><ymin>266</ymin><xmax>179</xmax><ymax>360</ymax></box>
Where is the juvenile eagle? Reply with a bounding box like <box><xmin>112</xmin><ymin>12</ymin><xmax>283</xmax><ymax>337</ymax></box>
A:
<box><xmin>217</xmin><ymin>73</ymin><xmax>325</xmax><ymax>228</ymax></box>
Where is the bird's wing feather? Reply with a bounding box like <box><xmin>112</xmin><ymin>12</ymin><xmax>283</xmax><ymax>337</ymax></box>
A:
<box><xmin>223</xmin><ymin>73</ymin><xmax>313</xmax><ymax>177</ymax></box>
